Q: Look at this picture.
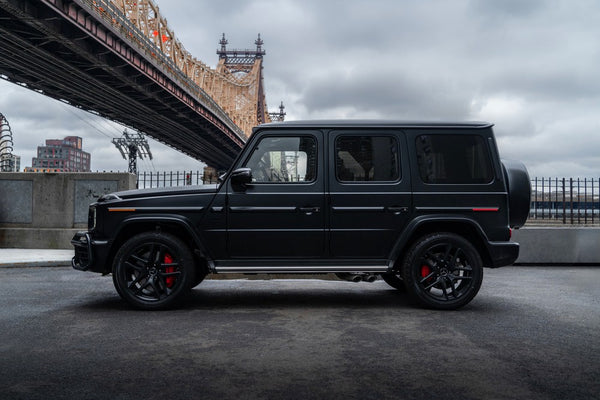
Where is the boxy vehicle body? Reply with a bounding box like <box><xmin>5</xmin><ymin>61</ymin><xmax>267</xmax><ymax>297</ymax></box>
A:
<box><xmin>72</xmin><ymin>120</ymin><xmax>530</xmax><ymax>310</ymax></box>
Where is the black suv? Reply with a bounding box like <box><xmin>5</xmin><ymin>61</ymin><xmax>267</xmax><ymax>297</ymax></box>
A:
<box><xmin>72</xmin><ymin>121</ymin><xmax>530</xmax><ymax>310</ymax></box>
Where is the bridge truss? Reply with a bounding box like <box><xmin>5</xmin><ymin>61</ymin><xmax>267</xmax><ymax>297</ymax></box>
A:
<box><xmin>112</xmin><ymin>1</ymin><xmax>274</xmax><ymax>137</ymax></box>
<box><xmin>0</xmin><ymin>0</ymin><xmax>277</xmax><ymax>170</ymax></box>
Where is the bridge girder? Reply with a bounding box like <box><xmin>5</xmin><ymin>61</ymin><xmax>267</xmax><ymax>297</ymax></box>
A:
<box><xmin>0</xmin><ymin>0</ymin><xmax>273</xmax><ymax>170</ymax></box>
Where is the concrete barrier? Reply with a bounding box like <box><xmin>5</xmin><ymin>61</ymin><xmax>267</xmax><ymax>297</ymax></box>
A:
<box><xmin>0</xmin><ymin>172</ymin><xmax>135</xmax><ymax>249</ymax></box>
<box><xmin>1</xmin><ymin>173</ymin><xmax>598</xmax><ymax>263</ymax></box>
<box><xmin>513</xmin><ymin>226</ymin><xmax>600</xmax><ymax>264</ymax></box>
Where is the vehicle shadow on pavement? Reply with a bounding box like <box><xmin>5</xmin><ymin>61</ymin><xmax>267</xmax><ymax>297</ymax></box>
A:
<box><xmin>76</xmin><ymin>286</ymin><xmax>415</xmax><ymax>311</ymax></box>
<box><xmin>75</xmin><ymin>289</ymin><xmax>519</xmax><ymax>316</ymax></box>
<box><xmin>77</xmin><ymin>295</ymin><xmax>133</xmax><ymax>311</ymax></box>
<box><xmin>186</xmin><ymin>286</ymin><xmax>413</xmax><ymax>310</ymax></box>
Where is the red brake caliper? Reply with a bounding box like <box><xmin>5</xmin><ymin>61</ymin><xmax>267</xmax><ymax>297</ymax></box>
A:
<box><xmin>421</xmin><ymin>265</ymin><xmax>432</xmax><ymax>281</ymax></box>
<box><xmin>164</xmin><ymin>253</ymin><xmax>175</xmax><ymax>288</ymax></box>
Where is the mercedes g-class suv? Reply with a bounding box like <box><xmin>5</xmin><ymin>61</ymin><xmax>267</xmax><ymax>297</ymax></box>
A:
<box><xmin>72</xmin><ymin>121</ymin><xmax>530</xmax><ymax>310</ymax></box>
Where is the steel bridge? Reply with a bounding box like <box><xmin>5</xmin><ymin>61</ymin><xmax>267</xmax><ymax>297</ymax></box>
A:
<box><xmin>0</xmin><ymin>0</ymin><xmax>280</xmax><ymax>170</ymax></box>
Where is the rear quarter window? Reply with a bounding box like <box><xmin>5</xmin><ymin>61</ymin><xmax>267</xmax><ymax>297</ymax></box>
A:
<box><xmin>416</xmin><ymin>134</ymin><xmax>493</xmax><ymax>184</ymax></box>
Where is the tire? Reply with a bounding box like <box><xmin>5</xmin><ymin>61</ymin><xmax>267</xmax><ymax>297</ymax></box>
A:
<box><xmin>401</xmin><ymin>233</ymin><xmax>483</xmax><ymax>310</ymax></box>
<box><xmin>112</xmin><ymin>232</ymin><xmax>196</xmax><ymax>310</ymax></box>
<box><xmin>380</xmin><ymin>273</ymin><xmax>407</xmax><ymax>292</ymax></box>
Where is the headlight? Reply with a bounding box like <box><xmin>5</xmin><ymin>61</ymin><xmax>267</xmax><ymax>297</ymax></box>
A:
<box><xmin>88</xmin><ymin>206</ymin><xmax>96</xmax><ymax>230</ymax></box>
<box><xmin>98</xmin><ymin>193</ymin><xmax>121</xmax><ymax>202</ymax></box>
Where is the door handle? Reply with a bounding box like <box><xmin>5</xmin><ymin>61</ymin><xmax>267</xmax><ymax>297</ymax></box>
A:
<box><xmin>387</xmin><ymin>206</ymin><xmax>408</xmax><ymax>215</ymax></box>
<box><xmin>299</xmin><ymin>206</ymin><xmax>320</xmax><ymax>215</ymax></box>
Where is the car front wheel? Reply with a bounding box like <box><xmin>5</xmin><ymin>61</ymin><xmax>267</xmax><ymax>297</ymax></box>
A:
<box><xmin>112</xmin><ymin>232</ymin><xmax>195</xmax><ymax>310</ymax></box>
<box><xmin>401</xmin><ymin>233</ymin><xmax>483</xmax><ymax>310</ymax></box>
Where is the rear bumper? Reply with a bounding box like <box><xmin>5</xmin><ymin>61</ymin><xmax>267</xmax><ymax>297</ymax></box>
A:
<box><xmin>71</xmin><ymin>231</ymin><xmax>110</xmax><ymax>273</ymax></box>
<box><xmin>486</xmin><ymin>241</ymin><xmax>520</xmax><ymax>267</ymax></box>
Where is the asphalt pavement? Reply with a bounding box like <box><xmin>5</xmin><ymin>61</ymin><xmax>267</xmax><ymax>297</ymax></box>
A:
<box><xmin>0</xmin><ymin>264</ymin><xmax>598</xmax><ymax>400</ymax></box>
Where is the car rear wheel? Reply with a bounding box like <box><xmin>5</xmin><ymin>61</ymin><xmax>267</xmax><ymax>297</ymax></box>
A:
<box><xmin>112</xmin><ymin>232</ymin><xmax>195</xmax><ymax>310</ymax></box>
<box><xmin>401</xmin><ymin>233</ymin><xmax>483</xmax><ymax>310</ymax></box>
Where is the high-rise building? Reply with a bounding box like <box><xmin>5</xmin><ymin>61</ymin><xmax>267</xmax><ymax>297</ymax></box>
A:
<box><xmin>0</xmin><ymin>112</ymin><xmax>16</xmax><ymax>171</ymax></box>
<box><xmin>0</xmin><ymin>154</ymin><xmax>20</xmax><ymax>172</ymax></box>
<box><xmin>26</xmin><ymin>136</ymin><xmax>91</xmax><ymax>172</ymax></box>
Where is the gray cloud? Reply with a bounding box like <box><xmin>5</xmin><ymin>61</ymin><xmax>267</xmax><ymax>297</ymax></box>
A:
<box><xmin>469</xmin><ymin>0</ymin><xmax>548</xmax><ymax>19</ymax></box>
<box><xmin>1</xmin><ymin>0</ymin><xmax>599</xmax><ymax>178</ymax></box>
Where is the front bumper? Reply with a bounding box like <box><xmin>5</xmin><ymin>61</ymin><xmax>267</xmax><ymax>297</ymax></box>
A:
<box><xmin>487</xmin><ymin>241</ymin><xmax>520</xmax><ymax>267</ymax></box>
<box><xmin>71</xmin><ymin>231</ymin><xmax>110</xmax><ymax>273</ymax></box>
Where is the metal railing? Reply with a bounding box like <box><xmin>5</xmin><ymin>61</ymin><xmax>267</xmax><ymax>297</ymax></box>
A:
<box><xmin>529</xmin><ymin>178</ymin><xmax>599</xmax><ymax>225</ymax></box>
<box><xmin>136</xmin><ymin>170</ymin><xmax>218</xmax><ymax>188</ymax></box>
<box><xmin>132</xmin><ymin>172</ymin><xmax>599</xmax><ymax>225</ymax></box>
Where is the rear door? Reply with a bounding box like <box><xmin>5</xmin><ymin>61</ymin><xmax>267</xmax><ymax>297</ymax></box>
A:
<box><xmin>328</xmin><ymin>130</ymin><xmax>412</xmax><ymax>259</ymax></box>
<box><xmin>408</xmin><ymin>129</ymin><xmax>508</xmax><ymax>239</ymax></box>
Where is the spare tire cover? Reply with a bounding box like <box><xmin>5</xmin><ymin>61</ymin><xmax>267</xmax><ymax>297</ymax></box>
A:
<box><xmin>502</xmin><ymin>160</ymin><xmax>531</xmax><ymax>228</ymax></box>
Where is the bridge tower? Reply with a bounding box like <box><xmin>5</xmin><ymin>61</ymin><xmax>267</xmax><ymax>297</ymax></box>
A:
<box><xmin>269</xmin><ymin>101</ymin><xmax>286</xmax><ymax>122</ymax></box>
<box><xmin>216</xmin><ymin>34</ymin><xmax>273</xmax><ymax>132</ymax></box>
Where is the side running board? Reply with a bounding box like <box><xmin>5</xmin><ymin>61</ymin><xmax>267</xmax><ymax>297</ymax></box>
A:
<box><xmin>213</xmin><ymin>265</ymin><xmax>389</xmax><ymax>274</ymax></box>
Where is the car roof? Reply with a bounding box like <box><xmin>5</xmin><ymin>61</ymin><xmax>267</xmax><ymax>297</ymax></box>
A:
<box><xmin>254</xmin><ymin>120</ymin><xmax>493</xmax><ymax>132</ymax></box>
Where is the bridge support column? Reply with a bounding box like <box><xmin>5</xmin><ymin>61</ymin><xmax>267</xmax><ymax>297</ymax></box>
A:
<box><xmin>203</xmin><ymin>166</ymin><xmax>218</xmax><ymax>184</ymax></box>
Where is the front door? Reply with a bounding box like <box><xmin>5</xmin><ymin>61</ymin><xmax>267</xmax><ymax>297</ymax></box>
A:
<box><xmin>227</xmin><ymin>131</ymin><xmax>325</xmax><ymax>258</ymax></box>
<box><xmin>328</xmin><ymin>130</ymin><xmax>412</xmax><ymax>259</ymax></box>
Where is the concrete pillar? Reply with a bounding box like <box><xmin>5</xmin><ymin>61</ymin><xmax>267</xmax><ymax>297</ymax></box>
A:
<box><xmin>0</xmin><ymin>172</ymin><xmax>136</xmax><ymax>248</ymax></box>
<box><xmin>203</xmin><ymin>166</ymin><xmax>218</xmax><ymax>184</ymax></box>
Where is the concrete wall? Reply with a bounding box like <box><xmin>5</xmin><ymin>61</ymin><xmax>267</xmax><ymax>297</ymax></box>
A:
<box><xmin>1</xmin><ymin>173</ymin><xmax>598</xmax><ymax>262</ymax></box>
<box><xmin>0</xmin><ymin>172</ymin><xmax>135</xmax><ymax>248</ymax></box>
<box><xmin>513</xmin><ymin>227</ymin><xmax>600</xmax><ymax>264</ymax></box>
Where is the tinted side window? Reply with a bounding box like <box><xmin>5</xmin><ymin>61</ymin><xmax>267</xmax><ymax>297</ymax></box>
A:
<box><xmin>416</xmin><ymin>135</ymin><xmax>493</xmax><ymax>184</ymax></box>
<box><xmin>335</xmin><ymin>136</ymin><xmax>399</xmax><ymax>182</ymax></box>
<box><xmin>244</xmin><ymin>136</ymin><xmax>317</xmax><ymax>183</ymax></box>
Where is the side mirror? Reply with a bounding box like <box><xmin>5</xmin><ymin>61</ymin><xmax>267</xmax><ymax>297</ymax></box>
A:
<box><xmin>230</xmin><ymin>168</ymin><xmax>253</xmax><ymax>190</ymax></box>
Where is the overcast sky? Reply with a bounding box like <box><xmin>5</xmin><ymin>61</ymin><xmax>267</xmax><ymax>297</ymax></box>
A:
<box><xmin>1</xmin><ymin>0</ymin><xmax>599</xmax><ymax>177</ymax></box>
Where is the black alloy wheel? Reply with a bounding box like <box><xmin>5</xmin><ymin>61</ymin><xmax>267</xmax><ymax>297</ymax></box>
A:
<box><xmin>112</xmin><ymin>232</ymin><xmax>195</xmax><ymax>310</ymax></box>
<box><xmin>401</xmin><ymin>233</ymin><xmax>483</xmax><ymax>310</ymax></box>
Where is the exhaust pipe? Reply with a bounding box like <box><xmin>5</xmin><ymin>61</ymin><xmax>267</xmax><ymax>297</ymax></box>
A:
<box><xmin>362</xmin><ymin>274</ymin><xmax>378</xmax><ymax>283</ymax></box>
<box><xmin>335</xmin><ymin>273</ymin><xmax>363</xmax><ymax>283</ymax></box>
<box><xmin>335</xmin><ymin>273</ymin><xmax>379</xmax><ymax>283</ymax></box>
